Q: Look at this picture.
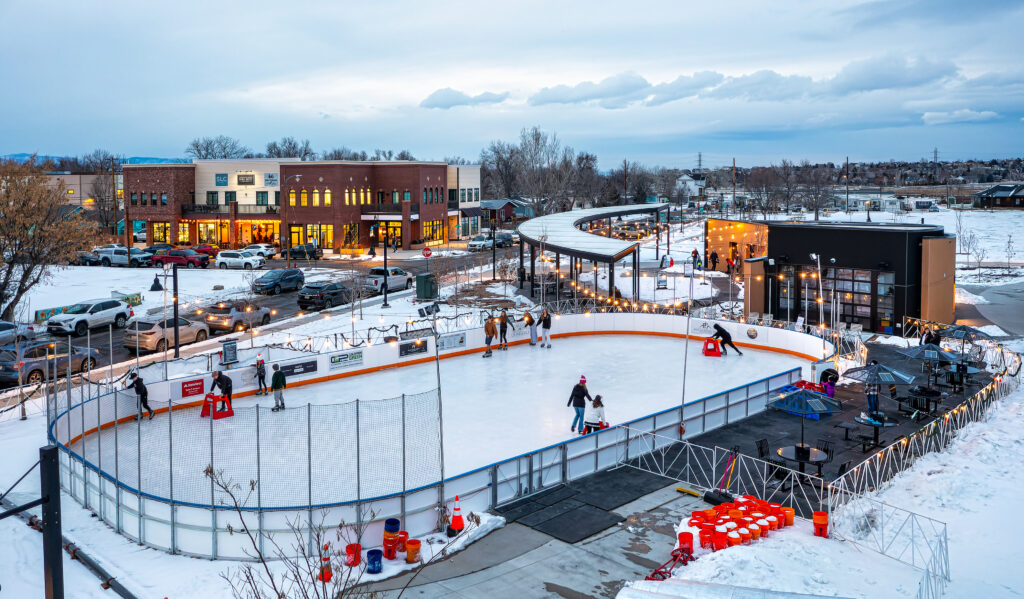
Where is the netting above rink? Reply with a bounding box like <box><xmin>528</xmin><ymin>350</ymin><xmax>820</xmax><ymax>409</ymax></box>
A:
<box><xmin>54</xmin><ymin>387</ymin><xmax>443</xmax><ymax>509</ymax></box>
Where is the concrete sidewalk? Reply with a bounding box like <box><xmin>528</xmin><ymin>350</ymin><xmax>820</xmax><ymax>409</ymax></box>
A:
<box><xmin>357</xmin><ymin>484</ymin><xmax>703</xmax><ymax>599</ymax></box>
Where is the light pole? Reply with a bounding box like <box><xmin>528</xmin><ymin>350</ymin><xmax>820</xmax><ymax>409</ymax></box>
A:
<box><xmin>282</xmin><ymin>173</ymin><xmax>303</xmax><ymax>268</ymax></box>
<box><xmin>490</xmin><ymin>217</ymin><xmax>497</xmax><ymax>280</ymax></box>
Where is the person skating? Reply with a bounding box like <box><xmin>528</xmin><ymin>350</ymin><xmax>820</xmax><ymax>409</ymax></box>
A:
<box><xmin>270</xmin><ymin>363</ymin><xmax>287</xmax><ymax>412</ymax></box>
<box><xmin>539</xmin><ymin>308</ymin><xmax>552</xmax><ymax>348</ymax></box>
<box><xmin>125</xmin><ymin>372</ymin><xmax>154</xmax><ymax>421</ymax></box>
<box><xmin>582</xmin><ymin>395</ymin><xmax>606</xmax><ymax>434</ymax></box>
<box><xmin>211</xmin><ymin>370</ymin><xmax>233</xmax><ymax>411</ymax></box>
<box><xmin>482</xmin><ymin>317</ymin><xmax>498</xmax><ymax>357</ymax></box>
<box><xmin>499</xmin><ymin>310</ymin><xmax>515</xmax><ymax>350</ymax></box>
<box><xmin>254</xmin><ymin>358</ymin><xmax>268</xmax><ymax>395</ymax></box>
<box><xmin>523</xmin><ymin>311</ymin><xmax>538</xmax><ymax>346</ymax></box>
<box><xmin>710</xmin><ymin>323</ymin><xmax>743</xmax><ymax>355</ymax></box>
<box><xmin>567</xmin><ymin>376</ymin><xmax>593</xmax><ymax>433</ymax></box>
<box><xmin>710</xmin><ymin>250</ymin><xmax>719</xmax><ymax>272</ymax></box>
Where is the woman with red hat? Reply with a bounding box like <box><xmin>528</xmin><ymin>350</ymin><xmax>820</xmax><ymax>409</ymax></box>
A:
<box><xmin>567</xmin><ymin>375</ymin><xmax>592</xmax><ymax>433</ymax></box>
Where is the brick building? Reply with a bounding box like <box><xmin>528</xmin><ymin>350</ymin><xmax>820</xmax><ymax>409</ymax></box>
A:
<box><xmin>123</xmin><ymin>159</ymin><xmax>479</xmax><ymax>252</ymax></box>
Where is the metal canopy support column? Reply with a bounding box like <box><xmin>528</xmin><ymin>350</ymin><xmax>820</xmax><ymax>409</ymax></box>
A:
<box><xmin>518</xmin><ymin>240</ymin><xmax>524</xmax><ymax>290</ymax></box>
<box><xmin>555</xmin><ymin>254</ymin><xmax>560</xmax><ymax>294</ymax></box>
<box><xmin>529</xmin><ymin>243</ymin><xmax>536</xmax><ymax>298</ymax></box>
<box><xmin>609</xmin><ymin>261</ymin><xmax>615</xmax><ymax>304</ymax></box>
<box><xmin>633</xmin><ymin>250</ymin><xmax>640</xmax><ymax>299</ymax></box>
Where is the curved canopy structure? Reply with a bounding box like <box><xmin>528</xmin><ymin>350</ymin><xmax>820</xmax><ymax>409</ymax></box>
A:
<box><xmin>517</xmin><ymin>204</ymin><xmax>667</xmax><ymax>263</ymax></box>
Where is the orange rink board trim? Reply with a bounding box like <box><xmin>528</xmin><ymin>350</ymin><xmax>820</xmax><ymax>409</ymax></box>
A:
<box><xmin>68</xmin><ymin>330</ymin><xmax>815</xmax><ymax>444</ymax></box>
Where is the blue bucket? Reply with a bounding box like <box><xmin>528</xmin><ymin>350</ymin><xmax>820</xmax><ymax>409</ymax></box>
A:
<box><xmin>384</xmin><ymin>518</ymin><xmax>401</xmax><ymax>533</ymax></box>
<box><xmin>367</xmin><ymin>549</ymin><xmax>383</xmax><ymax>574</ymax></box>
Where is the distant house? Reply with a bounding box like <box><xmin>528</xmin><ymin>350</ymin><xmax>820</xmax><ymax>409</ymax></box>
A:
<box><xmin>974</xmin><ymin>184</ymin><xmax>1024</xmax><ymax>208</ymax></box>
<box><xmin>481</xmin><ymin>198</ymin><xmax>536</xmax><ymax>223</ymax></box>
<box><xmin>675</xmin><ymin>174</ymin><xmax>706</xmax><ymax>199</ymax></box>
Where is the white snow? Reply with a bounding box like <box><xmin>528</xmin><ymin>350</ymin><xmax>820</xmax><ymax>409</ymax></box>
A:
<box><xmin>954</xmin><ymin>286</ymin><xmax>989</xmax><ymax>305</ymax></box>
<box><xmin>975</xmin><ymin>324</ymin><xmax>1009</xmax><ymax>337</ymax></box>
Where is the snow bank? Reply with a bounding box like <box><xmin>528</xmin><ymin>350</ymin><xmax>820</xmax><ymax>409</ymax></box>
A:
<box><xmin>954</xmin><ymin>287</ymin><xmax>989</xmax><ymax>305</ymax></box>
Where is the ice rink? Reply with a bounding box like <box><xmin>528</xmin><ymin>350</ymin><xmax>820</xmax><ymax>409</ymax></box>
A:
<box><xmin>71</xmin><ymin>333</ymin><xmax>805</xmax><ymax>506</ymax></box>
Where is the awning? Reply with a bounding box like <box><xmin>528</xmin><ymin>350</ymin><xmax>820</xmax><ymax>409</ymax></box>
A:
<box><xmin>460</xmin><ymin>207</ymin><xmax>483</xmax><ymax>217</ymax></box>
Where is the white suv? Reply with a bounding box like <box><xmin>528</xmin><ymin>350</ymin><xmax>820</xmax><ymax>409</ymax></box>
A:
<box><xmin>46</xmin><ymin>299</ymin><xmax>134</xmax><ymax>337</ymax></box>
<box><xmin>242</xmin><ymin>244</ymin><xmax>277</xmax><ymax>258</ymax></box>
<box><xmin>216</xmin><ymin>251</ymin><xmax>264</xmax><ymax>270</ymax></box>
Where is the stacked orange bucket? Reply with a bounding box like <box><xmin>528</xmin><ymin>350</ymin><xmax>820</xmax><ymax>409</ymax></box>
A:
<box><xmin>683</xmin><ymin>495</ymin><xmax>799</xmax><ymax>554</ymax></box>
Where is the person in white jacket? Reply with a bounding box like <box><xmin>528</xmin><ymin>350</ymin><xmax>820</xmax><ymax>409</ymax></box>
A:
<box><xmin>583</xmin><ymin>395</ymin><xmax>606</xmax><ymax>434</ymax></box>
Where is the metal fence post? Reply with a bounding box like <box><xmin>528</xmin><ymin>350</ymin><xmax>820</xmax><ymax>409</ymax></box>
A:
<box><xmin>137</xmin><ymin>390</ymin><xmax>144</xmax><ymax>544</ymax></box>
<box><xmin>256</xmin><ymin>406</ymin><xmax>264</xmax><ymax>556</ymax></box>
<box><xmin>400</xmin><ymin>393</ymin><xmax>406</xmax><ymax>525</ymax></box>
<box><xmin>210</xmin><ymin>400</ymin><xmax>217</xmax><ymax>559</ymax></box>
<box><xmin>307</xmin><ymin>402</ymin><xmax>313</xmax><ymax>554</ymax></box>
<box><xmin>355</xmin><ymin>398</ymin><xmax>362</xmax><ymax>537</ymax></box>
<box><xmin>114</xmin><ymin>389</ymin><xmax>121</xmax><ymax>533</ymax></box>
<box><xmin>489</xmin><ymin>465</ymin><xmax>498</xmax><ymax>508</ymax></box>
<box><xmin>169</xmin><ymin>392</ymin><xmax>176</xmax><ymax>554</ymax></box>
<box><xmin>560</xmin><ymin>444</ymin><xmax>568</xmax><ymax>483</ymax></box>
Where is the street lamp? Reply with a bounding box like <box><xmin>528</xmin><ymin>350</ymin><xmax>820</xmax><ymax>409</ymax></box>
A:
<box><xmin>490</xmin><ymin>217</ymin><xmax>497</xmax><ymax>280</ymax></box>
<box><xmin>282</xmin><ymin>173</ymin><xmax>303</xmax><ymax>268</ymax></box>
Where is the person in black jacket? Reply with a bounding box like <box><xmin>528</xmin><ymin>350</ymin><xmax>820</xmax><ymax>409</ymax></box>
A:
<box><xmin>254</xmin><ymin>359</ymin><xmax>268</xmax><ymax>395</ymax></box>
<box><xmin>710</xmin><ymin>250</ymin><xmax>719</xmax><ymax>272</ymax></box>
<box><xmin>499</xmin><ymin>310</ymin><xmax>515</xmax><ymax>350</ymax></box>
<box><xmin>211</xmin><ymin>371</ymin><xmax>233</xmax><ymax>410</ymax></box>
<box><xmin>567</xmin><ymin>376</ymin><xmax>592</xmax><ymax>433</ymax></box>
<box><xmin>539</xmin><ymin>308</ymin><xmax>552</xmax><ymax>348</ymax></box>
<box><xmin>711</xmin><ymin>323</ymin><xmax>743</xmax><ymax>356</ymax></box>
<box><xmin>125</xmin><ymin>372</ymin><xmax>154</xmax><ymax>421</ymax></box>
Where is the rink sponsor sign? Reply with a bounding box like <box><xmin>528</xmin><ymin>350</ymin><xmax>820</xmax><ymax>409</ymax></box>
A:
<box><xmin>280</xmin><ymin>360</ymin><xmax>318</xmax><ymax>377</ymax></box>
<box><xmin>236</xmin><ymin>173</ymin><xmax>255</xmax><ymax>186</ymax></box>
<box><xmin>215</xmin><ymin>173</ymin><xmax>228</xmax><ymax>186</ymax></box>
<box><xmin>181</xmin><ymin>379</ymin><xmax>205</xmax><ymax>398</ymax></box>
<box><xmin>263</xmin><ymin>173</ymin><xmax>278</xmax><ymax>187</ymax></box>
<box><xmin>437</xmin><ymin>332</ymin><xmax>466</xmax><ymax>351</ymax></box>
<box><xmin>328</xmin><ymin>350</ymin><xmax>364</xmax><ymax>371</ymax></box>
<box><xmin>398</xmin><ymin>339</ymin><xmax>428</xmax><ymax>357</ymax></box>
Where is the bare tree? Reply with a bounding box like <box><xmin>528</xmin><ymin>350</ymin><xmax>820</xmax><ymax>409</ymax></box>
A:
<box><xmin>88</xmin><ymin>174</ymin><xmax>118</xmax><ymax>229</ymax></box>
<box><xmin>185</xmin><ymin>135</ymin><xmax>250</xmax><ymax>159</ymax></box>
<box><xmin>322</xmin><ymin>147</ymin><xmax>369</xmax><ymax>161</ymax></box>
<box><xmin>572</xmin><ymin>152</ymin><xmax>601</xmax><ymax>209</ymax></box>
<box><xmin>798</xmin><ymin>161</ymin><xmax>834</xmax><ymax>220</ymax></box>
<box><xmin>960</xmin><ymin>230</ymin><xmax>978</xmax><ymax>270</ymax></box>
<box><xmin>395</xmin><ymin>150</ymin><xmax>416</xmax><ymax>161</ymax></box>
<box><xmin>480</xmin><ymin>140</ymin><xmax>520</xmax><ymax>199</ymax></box>
<box><xmin>265</xmin><ymin>137</ymin><xmax>317</xmax><ymax>161</ymax></box>
<box><xmin>772</xmin><ymin>159</ymin><xmax>798</xmax><ymax>212</ymax></box>
<box><xmin>1006</xmin><ymin>234</ymin><xmax>1016</xmax><ymax>272</ymax></box>
<box><xmin>953</xmin><ymin>209</ymin><xmax>966</xmax><ymax>253</ymax></box>
<box><xmin>746</xmin><ymin>167</ymin><xmax>780</xmax><ymax>219</ymax></box>
<box><xmin>0</xmin><ymin>159</ymin><xmax>98</xmax><ymax>320</ymax></box>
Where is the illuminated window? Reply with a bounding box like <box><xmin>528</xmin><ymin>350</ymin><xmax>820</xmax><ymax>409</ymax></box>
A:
<box><xmin>177</xmin><ymin>223</ymin><xmax>189</xmax><ymax>243</ymax></box>
<box><xmin>325</xmin><ymin>189</ymin><xmax>331</xmax><ymax>206</ymax></box>
<box><xmin>365</xmin><ymin>188</ymin><xmax>371</xmax><ymax>204</ymax></box>
<box><xmin>289</xmin><ymin>189</ymin><xmax>296</xmax><ymax>206</ymax></box>
<box><xmin>312</xmin><ymin>189</ymin><xmax>320</xmax><ymax>206</ymax></box>
<box><xmin>301</xmin><ymin>189</ymin><xmax>308</xmax><ymax>206</ymax></box>
<box><xmin>392</xmin><ymin>191</ymin><xmax>399</xmax><ymax>204</ymax></box>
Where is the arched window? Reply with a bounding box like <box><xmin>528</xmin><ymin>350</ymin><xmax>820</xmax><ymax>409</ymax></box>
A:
<box><xmin>312</xmin><ymin>189</ymin><xmax>320</xmax><ymax>206</ymax></box>
<box><xmin>325</xmin><ymin>189</ymin><xmax>332</xmax><ymax>206</ymax></box>
<box><xmin>289</xmin><ymin>189</ymin><xmax>296</xmax><ymax>206</ymax></box>
<box><xmin>423</xmin><ymin>187</ymin><xmax>428</xmax><ymax>202</ymax></box>
<box><xmin>344</xmin><ymin>189</ymin><xmax>350</xmax><ymax>205</ymax></box>
<box><xmin>301</xmin><ymin>189</ymin><xmax>308</xmax><ymax>206</ymax></box>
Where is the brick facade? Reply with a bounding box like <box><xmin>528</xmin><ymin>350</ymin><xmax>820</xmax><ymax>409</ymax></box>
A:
<box><xmin>123</xmin><ymin>164</ymin><xmax>195</xmax><ymax>245</ymax></box>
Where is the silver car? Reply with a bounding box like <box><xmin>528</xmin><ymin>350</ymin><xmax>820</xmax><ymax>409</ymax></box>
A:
<box><xmin>123</xmin><ymin>317</ymin><xmax>210</xmax><ymax>353</ymax></box>
<box><xmin>0</xmin><ymin>320</ymin><xmax>38</xmax><ymax>345</ymax></box>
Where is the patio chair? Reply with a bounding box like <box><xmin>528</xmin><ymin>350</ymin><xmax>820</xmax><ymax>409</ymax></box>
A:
<box><xmin>814</xmin><ymin>439</ymin><xmax>835</xmax><ymax>477</ymax></box>
<box><xmin>834</xmin><ymin>460</ymin><xmax>852</xmax><ymax>480</ymax></box>
<box><xmin>756</xmin><ymin>438</ymin><xmax>770</xmax><ymax>460</ymax></box>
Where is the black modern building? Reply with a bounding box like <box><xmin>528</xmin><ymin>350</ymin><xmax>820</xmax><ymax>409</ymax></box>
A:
<box><xmin>705</xmin><ymin>219</ymin><xmax>955</xmax><ymax>334</ymax></box>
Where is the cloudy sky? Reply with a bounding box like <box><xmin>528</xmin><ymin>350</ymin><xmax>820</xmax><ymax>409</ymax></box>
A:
<box><xmin>2</xmin><ymin>0</ymin><xmax>1022</xmax><ymax>167</ymax></box>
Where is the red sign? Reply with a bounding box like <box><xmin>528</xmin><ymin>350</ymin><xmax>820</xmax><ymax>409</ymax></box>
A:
<box><xmin>422</xmin><ymin>247</ymin><xmax>432</xmax><ymax>258</ymax></box>
<box><xmin>181</xmin><ymin>379</ymin><xmax>205</xmax><ymax>398</ymax></box>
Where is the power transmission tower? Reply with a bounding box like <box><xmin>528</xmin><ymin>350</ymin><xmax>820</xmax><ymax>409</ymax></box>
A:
<box><xmin>697</xmin><ymin>152</ymin><xmax>703</xmax><ymax>172</ymax></box>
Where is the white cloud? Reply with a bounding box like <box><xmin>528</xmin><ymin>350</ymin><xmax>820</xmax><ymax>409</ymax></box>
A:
<box><xmin>646</xmin><ymin>71</ymin><xmax>723</xmax><ymax>106</ymax></box>
<box><xmin>921</xmin><ymin>109</ymin><xmax>999</xmax><ymax>125</ymax></box>
<box><xmin>528</xmin><ymin>73</ymin><xmax>651</xmax><ymax>108</ymax></box>
<box><xmin>420</xmin><ymin>88</ymin><xmax>509</xmax><ymax>109</ymax></box>
<box><xmin>704</xmin><ymin>70</ymin><xmax>814</xmax><ymax>101</ymax></box>
<box><xmin>827</xmin><ymin>55</ymin><xmax>956</xmax><ymax>94</ymax></box>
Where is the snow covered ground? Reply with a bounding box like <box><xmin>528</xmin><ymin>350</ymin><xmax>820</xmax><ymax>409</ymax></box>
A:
<box><xmin>23</xmin><ymin>265</ymin><xmax>342</xmax><ymax>317</ymax></box>
<box><xmin>955</xmin><ymin>286</ymin><xmax>988</xmax><ymax>305</ymax></box>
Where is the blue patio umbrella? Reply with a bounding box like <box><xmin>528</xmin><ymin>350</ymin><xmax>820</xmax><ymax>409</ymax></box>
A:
<box><xmin>768</xmin><ymin>388</ymin><xmax>842</xmax><ymax>446</ymax></box>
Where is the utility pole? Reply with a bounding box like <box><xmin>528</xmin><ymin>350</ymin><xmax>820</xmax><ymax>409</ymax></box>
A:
<box><xmin>845</xmin><ymin>156</ymin><xmax>850</xmax><ymax>214</ymax></box>
<box><xmin>697</xmin><ymin>152</ymin><xmax>702</xmax><ymax>171</ymax></box>
<box><xmin>731</xmin><ymin>158</ymin><xmax>736</xmax><ymax>218</ymax></box>
<box><xmin>112</xmin><ymin>157</ymin><xmax>123</xmax><ymax>246</ymax></box>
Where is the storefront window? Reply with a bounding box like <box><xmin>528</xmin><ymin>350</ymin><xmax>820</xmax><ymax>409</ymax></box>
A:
<box><xmin>341</xmin><ymin>223</ymin><xmax>359</xmax><ymax>249</ymax></box>
<box><xmin>152</xmin><ymin>222</ymin><xmax>170</xmax><ymax>243</ymax></box>
<box><xmin>198</xmin><ymin>223</ymin><xmax>218</xmax><ymax>244</ymax></box>
<box><xmin>238</xmin><ymin>223</ymin><xmax>278</xmax><ymax>245</ymax></box>
<box><xmin>305</xmin><ymin>224</ymin><xmax>332</xmax><ymax>248</ymax></box>
<box><xmin>177</xmin><ymin>223</ymin><xmax>189</xmax><ymax>243</ymax></box>
<box><xmin>423</xmin><ymin>220</ymin><xmax>444</xmax><ymax>243</ymax></box>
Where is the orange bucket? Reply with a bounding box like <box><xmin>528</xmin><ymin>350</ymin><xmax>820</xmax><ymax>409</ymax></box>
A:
<box><xmin>728</xmin><ymin>509</ymin><xmax>743</xmax><ymax>519</ymax></box>
<box><xmin>704</xmin><ymin>509</ymin><xmax>718</xmax><ymax>521</ymax></box>
<box><xmin>727</xmin><ymin>531</ymin><xmax>741</xmax><ymax>546</ymax></box>
<box><xmin>713</xmin><ymin>531</ymin><xmax>728</xmax><ymax>551</ymax></box>
<box><xmin>405</xmin><ymin>539</ymin><xmax>421</xmax><ymax>564</ymax></box>
<box><xmin>812</xmin><ymin>511</ymin><xmax>829</xmax><ymax>525</ymax></box>
<box><xmin>691</xmin><ymin>510</ymin><xmax>706</xmax><ymax>523</ymax></box>
<box><xmin>738</xmin><ymin>528</ymin><xmax>751</xmax><ymax>544</ymax></box>
<box><xmin>765</xmin><ymin>515</ymin><xmax>779</xmax><ymax>530</ymax></box>
<box><xmin>756</xmin><ymin>519</ymin><xmax>770</xmax><ymax>537</ymax></box>
<box><xmin>782</xmin><ymin>508</ymin><xmax>795</xmax><ymax>527</ymax></box>
<box><xmin>748</xmin><ymin>523</ymin><xmax>761</xmax><ymax>539</ymax></box>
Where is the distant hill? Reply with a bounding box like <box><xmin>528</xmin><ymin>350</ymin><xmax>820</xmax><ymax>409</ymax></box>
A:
<box><xmin>2</xmin><ymin>153</ymin><xmax>189</xmax><ymax>165</ymax></box>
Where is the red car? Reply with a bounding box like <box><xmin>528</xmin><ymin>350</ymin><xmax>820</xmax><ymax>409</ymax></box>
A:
<box><xmin>191</xmin><ymin>244</ymin><xmax>221</xmax><ymax>257</ymax></box>
<box><xmin>150</xmin><ymin>249</ymin><xmax>210</xmax><ymax>269</ymax></box>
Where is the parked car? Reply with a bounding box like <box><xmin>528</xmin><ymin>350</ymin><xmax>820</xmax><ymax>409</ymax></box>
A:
<box><xmin>467</xmin><ymin>235</ymin><xmax>493</xmax><ymax>251</ymax></box>
<box><xmin>202</xmin><ymin>301</ymin><xmax>271</xmax><ymax>333</ymax></box>
<box><xmin>70</xmin><ymin>251</ymin><xmax>102</xmax><ymax>266</ymax></box>
<box><xmin>298</xmin><ymin>282</ymin><xmax>351</xmax><ymax>310</ymax></box>
<box><xmin>191</xmin><ymin>244</ymin><xmax>220</xmax><ymax>257</ymax></box>
<box><xmin>123</xmin><ymin>317</ymin><xmax>210</xmax><ymax>353</ymax></box>
<box><xmin>928</xmin><ymin>205</ymin><xmax>942</xmax><ymax>212</ymax></box>
<box><xmin>494</xmin><ymin>232</ymin><xmax>515</xmax><ymax>248</ymax></box>
<box><xmin>252</xmin><ymin>268</ymin><xmax>304</xmax><ymax>295</ymax></box>
<box><xmin>150</xmin><ymin>249</ymin><xmax>210</xmax><ymax>269</ymax></box>
<box><xmin>242</xmin><ymin>243</ymin><xmax>277</xmax><ymax>258</ymax></box>
<box><xmin>288</xmin><ymin>244</ymin><xmax>323</xmax><ymax>260</ymax></box>
<box><xmin>142</xmin><ymin>243</ymin><xmax>175</xmax><ymax>254</ymax></box>
<box><xmin>215</xmin><ymin>250</ymin><xmax>264</xmax><ymax>270</ymax></box>
<box><xmin>0</xmin><ymin>342</ymin><xmax>103</xmax><ymax>384</ymax></box>
<box><xmin>133</xmin><ymin>230</ymin><xmax>147</xmax><ymax>243</ymax></box>
<box><xmin>46</xmin><ymin>299</ymin><xmax>134</xmax><ymax>337</ymax></box>
<box><xmin>0</xmin><ymin>320</ymin><xmax>37</xmax><ymax>345</ymax></box>
<box><xmin>363</xmin><ymin>267</ymin><xmax>413</xmax><ymax>294</ymax></box>
<box><xmin>95</xmin><ymin>247</ymin><xmax>153</xmax><ymax>268</ymax></box>
<box><xmin>92</xmin><ymin>243</ymin><xmax>126</xmax><ymax>252</ymax></box>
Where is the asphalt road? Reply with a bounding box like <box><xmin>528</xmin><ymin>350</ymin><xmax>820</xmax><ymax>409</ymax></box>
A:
<box><xmin>17</xmin><ymin>247</ymin><xmax>519</xmax><ymax>378</ymax></box>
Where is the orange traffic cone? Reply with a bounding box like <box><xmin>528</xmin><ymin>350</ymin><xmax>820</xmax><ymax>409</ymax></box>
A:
<box><xmin>317</xmin><ymin>543</ymin><xmax>332</xmax><ymax>583</ymax></box>
<box><xmin>446</xmin><ymin>495</ymin><xmax>465</xmax><ymax>537</ymax></box>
